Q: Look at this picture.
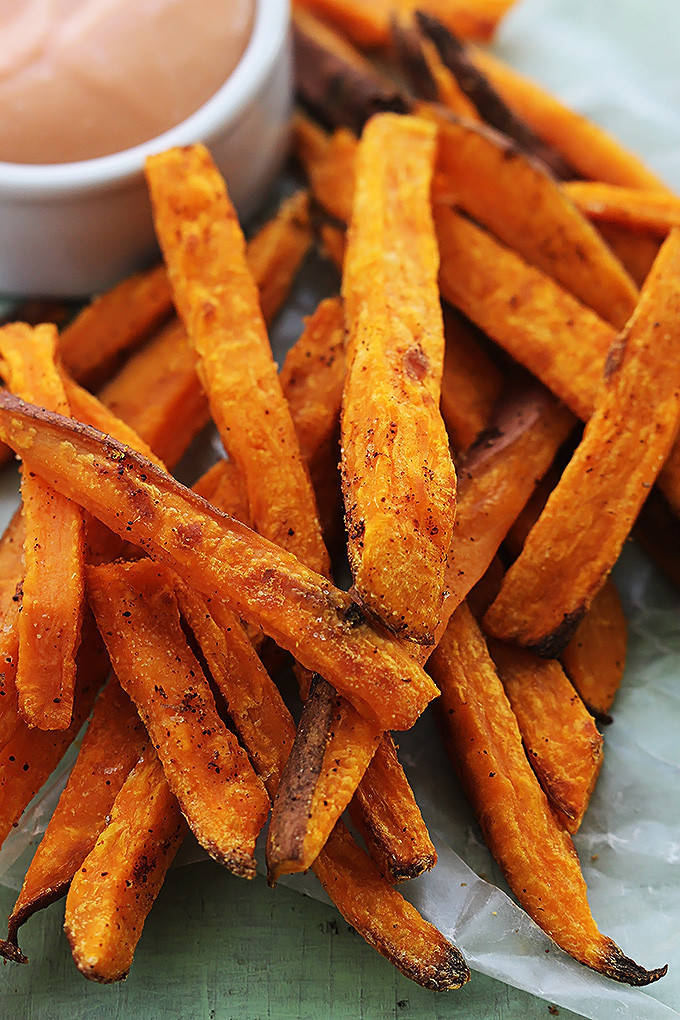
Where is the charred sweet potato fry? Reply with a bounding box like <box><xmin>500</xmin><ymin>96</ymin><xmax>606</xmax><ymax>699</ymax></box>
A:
<box><xmin>87</xmin><ymin>559</ymin><xmax>270</xmax><ymax>878</ymax></box>
<box><xmin>471</xmin><ymin>45</ymin><xmax>675</xmax><ymax>194</ymax></box>
<box><xmin>292</xmin><ymin>7</ymin><xmax>411</xmax><ymax>133</ymax></box>
<box><xmin>485</xmin><ymin>229</ymin><xmax>680</xmax><ymax>655</ymax></box>
<box><xmin>414</xmin><ymin>12</ymin><xmax>576</xmax><ymax>180</ymax></box>
<box><xmin>0</xmin><ymin>322</ymin><xmax>85</xmax><ymax>730</ymax></box>
<box><xmin>1</xmin><ymin>680</ymin><xmax>146</xmax><ymax>960</ymax></box>
<box><xmin>341</xmin><ymin>112</ymin><xmax>456</xmax><ymax>643</ymax></box>
<box><xmin>64</xmin><ymin>746</ymin><xmax>187</xmax><ymax>983</ymax></box>
<box><xmin>430</xmin><ymin>110</ymin><xmax>638</xmax><ymax>329</ymax></box>
<box><xmin>487</xmin><ymin>638</ymin><xmax>603</xmax><ymax>832</ymax></box>
<box><xmin>57</xmin><ymin>263</ymin><xmax>174</xmax><ymax>389</ymax></box>
<box><xmin>429</xmin><ymin>602</ymin><xmax>666</xmax><ymax>985</ymax></box>
<box><xmin>560</xmin><ymin>579</ymin><xmax>627</xmax><ymax>722</ymax></box>
<box><xmin>146</xmin><ymin>143</ymin><xmax>329</xmax><ymax>578</ymax></box>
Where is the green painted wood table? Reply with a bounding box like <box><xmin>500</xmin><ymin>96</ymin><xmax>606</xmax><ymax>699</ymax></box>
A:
<box><xmin>0</xmin><ymin>861</ymin><xmax>584</xmax><ymax>1020</ymax></box>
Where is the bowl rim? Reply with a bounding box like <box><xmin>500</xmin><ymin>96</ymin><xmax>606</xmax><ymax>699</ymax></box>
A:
<box><xmin>0</xmin><ymin>0</ymin><xmax>289</xmax><ymax>198</ymax></box>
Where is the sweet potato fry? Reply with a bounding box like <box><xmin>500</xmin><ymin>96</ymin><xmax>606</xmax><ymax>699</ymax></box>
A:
<box><xmin>185</xmin><ymin>582</ymin><xmax>468</xmax><ymax>989</ymax></box>
<box><xmin>0</xmin><ymin>322</ymin><xmax>85</xmax><ymax>730</ymax></box>
<box><xmin>487</xmin><ymin>638</ymin><xmax>603</xmax><ymax>832</ymax></box>
<box><xmin>564</xmin><ymin>181</ymin><xmax>680</xmax><ymax>238</ymax></box>
<box><xmin>95</xmin><ymin>319</ymin><xmax>209</xmax><ymax>470</ymax></box>
<box><xmin>0</xmin><ymin>611</ymin><xmax>107</xmax><ymax>851</ymax></box>
<box><xmin>146</xmin><ymin>143</ymin><xmax>328</xmax><ymax>578</ymax></box>
<box><xmin>429</xmin><ymin>602</ymin><xmax>665</xmax><ymax>985</ymax></box>
<box><xmin>471</xmin><ymin>45</ymin><xmax>675</xmax><ymax>194</ymax></box>
<box><xmin>294</xmin><ymin>0</ymin><xmax>516</xmax><ymax>48</ymax></box>
<box><xmin>341</xmin><ymin>112</ymin><xmax>456</xmax><ymax>642</ymax></box>
<box><xmin>438</xmin><ymin>381</ymin><xmax>576</xmax><ymax>628</ymax></box>
<box><xmin>560</xmin><ymin>579</ymin><xmax>627</xmax><ymax>722</ymax></box>
<box><xmin>64</xmin><ymin>746</ymin><xmax>187</xmax><ymax>983</ymax></box>
<box><xmin>57</xmin><ymin>263</ymin><xmax>173</xmax><ymax>389</ymax></box>
<box><xmin>429</xmin><ymin>110</ymin><xmax>638</xmax><ymax>329</ymax></box>
<box><xmin>296</xmin><ymin>123</ymin><xmax>357</xmax><ymax>226</ymax></box>
<box><xmin>292</xmin><ymin>7</ymin><xmax>410</xmax><ymax>134</ymax></box>
<box><xmin>435</xmin><ymin>202</ymin><xmax>615</xmax><ymax>422</ymax></box>
<box><xmin>279</xmin><ymin>296</ymin><xmax>346</xmax><ymax>464</ymax></box>
<box><xmin>244</xmin><ymin>189</ymin><xmax>313</xmax><ymax>325</ymax></box>
<box><xmin>393</xmin><ymin>15</ymin><xmax>480</xmax><ymax>118</ymax></box>
<box><xmin>440</xmin><ymin>308</ymin><xmax>504</xmax><ymax>453</ymax></box>
<box><xmin>595</xmin><ymin>221</ymin><xmax>661</xmax><ymax>288</ymax></box>
<box><xmin>484</xmin><ymin>229</ymin><xmax>680</xmax><ymax>655</ymax></box>
<box><xmin>2</xmin><ymin>679</ymin><xmax>146</xmax><ymax>960</ymax></box>
<box><xmin>87</xmin><ymin>559</ymin><xmax>270</xmax><ymax>878</ymax></box>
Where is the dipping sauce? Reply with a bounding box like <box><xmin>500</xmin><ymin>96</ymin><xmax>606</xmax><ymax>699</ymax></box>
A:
<box><xmin>0</xmin><ymin>0</ymin><xmax>255</xmax><ymax>164</ymax></box>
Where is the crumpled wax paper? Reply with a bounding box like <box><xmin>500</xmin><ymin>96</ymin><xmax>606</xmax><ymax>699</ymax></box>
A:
<box><xmin>1</xmin><ymin>0</ymin><xmax>680</xmax><ymax>1017</ymax></box>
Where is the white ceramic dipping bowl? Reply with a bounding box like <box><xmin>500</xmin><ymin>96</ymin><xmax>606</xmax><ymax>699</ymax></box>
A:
<box><xmin>0</xmin><ymin>0</ymin><xmax>292</xmax><ymax>298</ymax></box>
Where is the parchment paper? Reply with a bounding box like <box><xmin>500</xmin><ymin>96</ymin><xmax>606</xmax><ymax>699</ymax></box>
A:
<box><xmin>1</xmin><ymin>1</ymin><xmax>679</xmax><ymax>1017</ymax></box>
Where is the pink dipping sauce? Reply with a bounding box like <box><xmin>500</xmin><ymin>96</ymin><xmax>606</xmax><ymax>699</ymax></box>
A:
<box><xmin>0</xmin><ymin>0</ymin><xmax>255</xmax><ymax>164</ymax></box>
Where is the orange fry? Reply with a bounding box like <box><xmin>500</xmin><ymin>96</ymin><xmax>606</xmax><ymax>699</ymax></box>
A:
<box><xmin>341</xmin><ymin>112</ymin><xmax>456</xmax><ymax>642</ymax></box>
<box><xmin>64</xmin><ymin>745</ymin><xmax>186</xmax><ymax>983</ymax></box>
<box><xmin>485</xmin><ymin>230</ymin><xmax>680</xmax><ymax>654</ymax></box>
<box><xmin>564</xmin><ymin>181</ymin><xmax>680</xmax><ymax>238</ymax></box>
<box><xmin>146</xmin><ymin>143</ymin><xmax>328</xmax><ymax>577</ymax></box>
<box><xmin>430</xmin><ymin>602</ymin><xmax>665</xmax><ymax>985</ymax></box>
<box><xmin>0</xmin><ymin>322</ymin><xmax>84</xmax><ymax>730</ymax></box>
<box><xmin>87</xmin><ymin>559</ymin><xmax>270</xmax><ymax>878</ymax></box>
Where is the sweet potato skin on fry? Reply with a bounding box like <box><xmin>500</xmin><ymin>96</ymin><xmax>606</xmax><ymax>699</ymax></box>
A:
<box><xmin>341</xmin><ymin>112</ymin><xmax>456</xmax><ymax>643</ymax></box>
<box><xmin>484</xmin><ymin>229</ymin><xmax>680</xmax><ymax>655</ymax></box>
<box><xmin>64</xmin><ymin>747</ymin><xmax>186</xmax><ymax>983</ymax></box>
<box><xmin>430</xmin><ymin>602</ymin><xmax>666</xmax><ymax>985</ymax></box>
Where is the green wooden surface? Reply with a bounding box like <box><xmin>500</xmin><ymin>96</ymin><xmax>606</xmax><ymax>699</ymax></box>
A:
<box><xmin>0</xmin><ymin>860</ymin><xmax>586</xmax><ymax>1020</ymax></box>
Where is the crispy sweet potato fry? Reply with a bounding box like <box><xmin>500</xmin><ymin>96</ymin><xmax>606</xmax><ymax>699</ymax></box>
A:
<box><xmin>471</xmin><ymin>45</ymin><xmax>675</xmax><ymax>194</ymax></box>
<box><xmin>560</xmin><ymin>579</ymin><xmax>627</xmax><ymax>722</ymax></box>
<box><xmin>440</xmin><ymin>308</ymin><xmax>504</xmax><ymax>453</ymax></box>
<box><xmin>438</xmin><ymin>382</ymin><xmax>576</xmax><ymax>628</ymax></box>
<box><xmin>146</xmin><ymin>143</ymin><xmax>329</xmax><ymax>577</ymax></box>
<box><xmin>297</xmin><ymin>123</ymin><xmax>357</xmax><ymax>225</ymax></box>
<box><xmin>0</xmin><ymin>406</ymin><xmax>436</xmax><ymax>731</ymax></box>
<box><xmin>485</xmin><ymin>230</ymin><xmax>680</xmax><ymax>655</ymax></box>
<box><xmin>87</xmin><ymin>559</ymin><xmax>270</xmax><ymax>878</ymax></box>
<box><xmin>564</xmin><ymin>181</ymin><xmax>680</xmax><ymax>238</ymax></box>
<box><xmin>429</xmin><ymin>110</ymin><xmax>638</xmax><ymax>329</ymax></box>
<box><xmin>0</xmin><ymin>322</ymin><xmax>85</xmax><ymax>730</ymax></box>
<box><xmin>487</xmin><ymin>638</ymin><xmax>603</xmax><ymax>832</ymax></box>
<box><xmin>0</xmin><ymin>611</ymin><xmax>107</xmax><ymax>851</ymax></box>
<box><xmin>64</xmin><ymin>746</ymin><xmax>187</xmax><ymax>984</ymax></box>
<box><xmin>245</xmin><ymin>189</ymin><xmax>313</xmax><ymax>325</ymax></box>
<box><xmin>429</xmin><ymin>602</ymin><xmax>665</xmax><ymax>985</ymax></box>
<box><xmin>57</xmin><ymin>263</ymin><xmax>174</xmax><ymax>389</ymax></box>
<box><xmin>1</xmin><ymin>680</ymin><xmax>146</xmax><ymax>959</ymax></box>
<box><xmin>95</xmin><ymin>319</ymin><xmax>209</xmax><ymax>470</ymax></box>
<box><xmin>595</xmin><ymin>221</ymin><xmax>661</xmax><ymax>289</ymax></box>
<box><xmin>341</xmin><ymin>112</ymin><xmax>456</xmax><ymax>642</ymax></box>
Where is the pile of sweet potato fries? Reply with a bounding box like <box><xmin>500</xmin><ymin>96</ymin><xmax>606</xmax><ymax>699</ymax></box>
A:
<box><xmin>0</xmin><ymin>0</ymin><xmax>677</xmax><ymax>993</ymax></box>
